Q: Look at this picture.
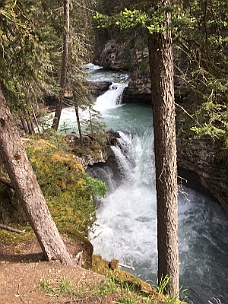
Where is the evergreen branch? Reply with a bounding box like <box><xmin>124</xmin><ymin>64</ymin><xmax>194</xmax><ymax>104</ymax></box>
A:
<box><xmin>175</xmin><ymin>102</ymin><xmax>202</xmax><ymax>128</ymax></box>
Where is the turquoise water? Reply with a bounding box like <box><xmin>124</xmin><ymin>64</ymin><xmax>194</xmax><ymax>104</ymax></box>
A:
<box><xmin>89</xmin><ymin>99</ymin><xmax>228</xmax><ymax>304</ymax></box>
<box><xmin>60</xmin><ymin>66</ymin><xmax>228</xmax><ymax>304</ymax></box>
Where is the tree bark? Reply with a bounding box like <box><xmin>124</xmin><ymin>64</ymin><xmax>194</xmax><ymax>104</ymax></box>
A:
<box><xmin>73</xmin><ymin>91</ymin><xmax>83</xmax><ymax>145</ymax></box>
<box><xmin>148</xmin><ymin>0</ymin><xmax>179</xmax><ymax>297</ymax></box>
<box><xmin>0</xmin><ymin>87</ymin><xmax>72</xmax><ymax>265</ymax></box>
<box><xmin>20</xmin><ymin>115</ymin><xmax>29</xmax><ymax>134</ymax></box>
<box><xmin>52</xmin><ymin>0</ymin><xmax>70</xmax><ymax>131</ymax></box>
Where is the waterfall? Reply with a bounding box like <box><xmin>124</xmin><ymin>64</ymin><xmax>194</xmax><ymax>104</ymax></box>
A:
<box><xmin>57</xmin><ymin>65</ymin><xmax>228</xmax><ymax>304</ymax></box>
<box><xmin>111</xmin><ymin>131</ymin><xmax>155</xmax><ymax>186</ymax></box>
<box><xmin>94</xmin><ymin>83</ymin><xmax>128</xmax><ymax>112</ymax></box>
<box><xmin>90</xmin><ymin>130</ymin><xmax>228</xmax><ymax>304</ymax></box>
<box><xmin>90</xmin><ymin>130</ymin><xmax>158</xmax><ymax>280</ymax></box>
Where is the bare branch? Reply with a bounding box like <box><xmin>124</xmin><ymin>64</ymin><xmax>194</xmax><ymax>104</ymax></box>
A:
<box><xmin>0</xmin><ymin>224</ymin><xmax>25</xmax><ymax>233</ymax></box>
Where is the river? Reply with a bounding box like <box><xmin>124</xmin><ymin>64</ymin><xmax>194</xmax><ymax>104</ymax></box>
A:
<box><xmin>59</xmin><ymin>64</ymin><xmax>228</xmax><ymax>304</ymax></box>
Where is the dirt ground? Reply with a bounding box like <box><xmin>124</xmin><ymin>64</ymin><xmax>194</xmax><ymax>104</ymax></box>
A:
<box><xmin>0</xmin><ymin>239</ymin><xmax>125</xmax><ymax>304</ymax></box>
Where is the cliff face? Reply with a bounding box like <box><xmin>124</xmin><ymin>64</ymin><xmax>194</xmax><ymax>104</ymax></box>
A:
<box><xmin>94</xmin><ymin>36</ymin><xmax>151</xmax><ymax>103</ymax></box>
<box><xmin>93</xmin><ymin>35</ymin><xmax>228</xmax><ymax>214</ymax></box>
<box><xmin>177</xmin><ymin>139</ymin><xmax>228</xmax><ymax>214</ymax></box>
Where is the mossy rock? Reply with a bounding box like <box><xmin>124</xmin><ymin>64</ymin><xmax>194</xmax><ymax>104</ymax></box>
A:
<box><xmin>92</xmin><ymin>255</ymin><xmax>155</xmax><ymax>295</ymax></box>
<box><xmin>92</xmin><ymin>254</ymin><xmax>112</xmax><ymax>276</ymax></box>
<box><xmin>61</xmin><ymin>227</ymin><xmax>93</xmax><ymax>270</ymax></box>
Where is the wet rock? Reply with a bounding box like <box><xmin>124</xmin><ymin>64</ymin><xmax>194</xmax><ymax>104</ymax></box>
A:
<box><xmin>105</xmin><ymin>129</ymin><xmax>120</xmax><ymax>146</ymax></box>
<box><xmin>88</xmin><ymin>81</ymin><xmax>112</xmax><ymax>97</ymax></box>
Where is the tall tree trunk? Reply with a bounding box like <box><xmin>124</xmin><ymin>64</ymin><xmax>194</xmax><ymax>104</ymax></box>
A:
<box><xmin>148</xmin><ymin>0</ymin><xmax>179</xmax><ymax>297</ymax></box>
<box><xmin>52</xmin><ymin>0</ymin><xmax>70</xmax><ymax>131</ymax></box>
<box><xmin>0</xmin><ymin>87</ymin><xmax>72</xmax><ymax>265</ymax></box>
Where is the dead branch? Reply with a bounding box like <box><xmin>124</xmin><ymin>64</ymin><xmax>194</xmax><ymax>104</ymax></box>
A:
<box><xmin>0</xmin><ymin>224</ymin><xmax>25</xmax><ymax>233</ymax></box>
<box><xmin>118</xmin><ymin>262</ymin><xmax>135</xmax><ymax>271</ymax></box>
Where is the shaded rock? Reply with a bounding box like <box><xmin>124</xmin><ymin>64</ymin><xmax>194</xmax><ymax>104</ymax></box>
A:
<box><xmin>123</xmin><ymin>87</ymin><xmax>151</xmax><ymax>104</ymax></box>
<box><xmin>105</xmin><ymin>129</ymin><xmax>120</xmax><ymax>146</ymax></box>
<box><xmin>94</xmin><ymin>39</ymin><xmax>131</xmax><ymax>71</ymax></box>
<box><xmin>177</xmin><ymin>139</ymin><xmax>228</xmax><ymax>214</ymax></box>
<box><xmin>88</xmin><ymin>81</ymin><xmax>112</xmax><ymax>97</ymax></box>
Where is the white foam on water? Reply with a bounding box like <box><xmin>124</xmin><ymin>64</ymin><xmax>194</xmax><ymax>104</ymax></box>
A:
<box><xmin>90</xmin><ymin>131</ymin><xmax>228</xmax><ymax>304</ymax></box>
<box><xmin>94</xmin><ymin>83</ymin><xmax>128</xmax><ymax>112</ymax></box>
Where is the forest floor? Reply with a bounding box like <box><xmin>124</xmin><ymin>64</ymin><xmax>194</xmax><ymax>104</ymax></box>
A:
<box><xmin>0</xmin><ymin>237</ymin><xmax>168</xmax><ymax>304</ymax></box>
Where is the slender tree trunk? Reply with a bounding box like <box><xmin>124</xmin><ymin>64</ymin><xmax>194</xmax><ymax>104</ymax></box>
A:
<box><xmin>32</xmin><ymin>108</ymin><xmax>41</xmax><ymax>134</ymax></box>
<box><xmin>26</xmin><ymin>113</ymin><xmax>35</xmax><ymax>135</ymax></box>
<box><xmin>148</xmin><ymin>0</ymin><xmax>179</xmax><ymax>297</ymax></box>
<box><xmin>20</xmin><ymin>115</ymin><xmax>29</xmax><ymax>134</ymax></box>
<box><xmin>88</xmin><ymin>107</ymin><xmax>93</xmax><ymax>135</ymax></box>
<box><xmin>52</xmin><ymin>0</ymin><xmax>70</xmax><ymax>131</ymax></box>
<box><xmin>73</xmin><ymin>91</ymin><xmax>83</xmax><ymax>145</ymax></box>
<box><xmin>0</xmin><ymin>88</ymin><xmax>72</xmax><ymax>265</ymax></box>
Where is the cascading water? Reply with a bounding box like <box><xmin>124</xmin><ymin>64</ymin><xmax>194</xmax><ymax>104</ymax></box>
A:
<box><xmin>57</xmin><ymin>67</ymin><xmax>129</xmax><ymax>133</ymax></box>
<box><xmin>111</xmin><ymin>130</ymin><xmax>155</xmax><ymax>186</ymax></box>
<box><xmin>59</xmin><ymin>65</ymin><xmax>228</xmax><ymax>304</ymax></box>
<box><xmin>90</xmin><ymin>130</ymin><xmax>158</xmax><ymax>279</ymax></box>
<box><xmin>90</xmin><ymin>128</ymin><xmax>228</xmax><ymax>304</ymax></box>
<box><xmin>94</xmin><ymin>83</ymin><xmax>128</xmax><ymax>112</ymax></box>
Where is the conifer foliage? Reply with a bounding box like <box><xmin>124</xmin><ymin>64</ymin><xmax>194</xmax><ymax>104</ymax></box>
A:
<box><xmin>0</xmin><ymin>0</ymin><xmax>100</xmax><ymax>265</ymax></box>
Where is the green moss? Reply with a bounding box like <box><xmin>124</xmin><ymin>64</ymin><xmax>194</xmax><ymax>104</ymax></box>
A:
<box><xmin>61</xmin><ymin>227</ymin><xmax>93</xmax><ymax>269</ymax></box>
<box><xmin>92</xmin><ymin>255</ymin><xmax>155</xmax><ymax>295</ymax></box>
<box><xmin>0</xmin><ymin>134</ymin><xmax>107</xmax><ymax>253</ymax></box>
<box><xmin>0</xmin><ymin>229</ymin><xmax>35</xmax><ymax>246</ymax></box>
<box><xmin>25</xmin><ymin>136</ymin><xmax>107</xmax><ymax>236</ymax></box>
<box><xmin>92</xmin><ymin>254</ymin><xmax>112</xmax><ymax>276</ymax></box>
